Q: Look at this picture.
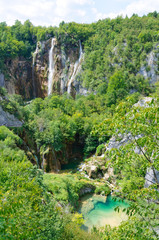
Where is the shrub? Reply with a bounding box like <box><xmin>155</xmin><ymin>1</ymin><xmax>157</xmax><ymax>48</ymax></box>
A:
<box><xmin>96</xmin><ymin>144</ymin><xmax>106</xmax><ymax>156</ymax></box>
<box><xmin>95</xmin><ymin>184</ymin><xmax>111</xmax><ymax>195</ymax></box>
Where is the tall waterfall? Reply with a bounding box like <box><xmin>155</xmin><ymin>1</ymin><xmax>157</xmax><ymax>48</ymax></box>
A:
<box><xmin>67</xmin><ymin>40</ymin><xmax>83</xmax><ymax>94</ymax></box>
<box><xmin>48</xmin><ymin>38</ymin><xmax>56</xmax><ymax>95</ymax></box>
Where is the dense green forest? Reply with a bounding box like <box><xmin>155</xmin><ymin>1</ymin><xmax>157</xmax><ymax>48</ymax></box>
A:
<box><xmin>0</xmin><ymin>12</ymin><xmax>159</xmax><ymax>239</ymax></box>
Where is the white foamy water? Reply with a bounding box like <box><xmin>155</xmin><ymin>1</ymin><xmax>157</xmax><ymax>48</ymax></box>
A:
<box><xmin>67</xmin><ymin>40</ymin><xmax>83</xmax><ymax>94</ymax></box>
<box><xmin>48</xmin><ymin>38</ymin><xmax>56</xmax><ymax>95</ymax></box>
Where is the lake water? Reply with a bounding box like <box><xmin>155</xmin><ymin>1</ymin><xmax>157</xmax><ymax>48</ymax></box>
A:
<box><xmin>78</xmin><ymin>194</ymin><xmax>129</xmax><ymax>231</ymax></box>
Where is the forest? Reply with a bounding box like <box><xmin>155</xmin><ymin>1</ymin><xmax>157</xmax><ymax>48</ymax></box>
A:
<box><xmin>0</xmin><ymin>12</ymin><xmax>159</xmax><ymax>240</ymax></box>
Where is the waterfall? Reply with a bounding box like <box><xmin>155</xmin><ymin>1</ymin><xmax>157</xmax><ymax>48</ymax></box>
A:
<box><xmin>32</xmin><ymin>43</ymin><xmax>39</xmax><ymax>98</ymax></box>
<box><xmin>67</xmin><ymin>40</ymin><xmax>83</xmax><ymax>94</ymax></box>
<box><xmin>48</xmin><ymin>38</ymin><xmax>56</xmax><ymax>95</ymax></box>
<box><xmin>60</xmin><ymin>48</ymin><xmax>67</xmax><ymax>94</ymax></box>
<box><xmin>33</xmin><ymin>43</ymin><xmax>39</xmax><ymax>66</ymax></box>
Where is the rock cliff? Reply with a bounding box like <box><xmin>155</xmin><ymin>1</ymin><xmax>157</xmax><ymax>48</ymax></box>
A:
<box><xmin>0</xmin><ymin>106</ymin><xmax>22</xmax><ymax>127</ymax></box>
<box><xmin>1</xmin><ymin>38</ymin><xmax>86</xmax><ymax>99</ymax></box>
<box><xmin>1</xmin><ymin>39</ymin><xmax>159</xmax><ymax>99</ymax></box>
<box><xmin>139</xmin><ymin>44</ymin><xmax>159</xmax><ymax>84</ymax></box>
<box><xmin>33</xmin><ymin>38</ymin><xmax>86</xmax><ymax>98</ymax></box>
<box><xmin>4</xmin><ymin>57</ymin><xmax>33</xmax><ymax>99</ymax></box>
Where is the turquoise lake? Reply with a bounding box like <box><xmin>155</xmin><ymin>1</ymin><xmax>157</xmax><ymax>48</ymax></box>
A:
<box><xmin>78</xmin><ymin>194</ymin><xmax>129</xmax><ymax>231</ymax></box>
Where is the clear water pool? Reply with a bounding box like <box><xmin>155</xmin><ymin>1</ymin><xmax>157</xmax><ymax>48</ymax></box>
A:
<box><xmin>78</xmin><ymin>194</ymin><xmax>129</xmax><ymax>231</ymax></box>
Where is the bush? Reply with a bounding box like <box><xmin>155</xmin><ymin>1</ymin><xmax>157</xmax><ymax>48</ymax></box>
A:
<box><xmin>96</xmin><ymin>144</ymin><xmax>106</xmax><ymax>156</ymax></box>
<box><xmin>95</xmin><ymin>184</ymin><xmax>111</xmax><ymax>195</ymax></box>
<box><xmin>0</xmin><ymin>87</ymin><xmax>7</xmax><ymax>96</ymax></box>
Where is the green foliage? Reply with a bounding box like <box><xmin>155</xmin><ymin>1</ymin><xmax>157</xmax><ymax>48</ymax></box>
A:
<box><xmin>106</xmin><ymin>70</ymin><xmax>128</xmax><ymax>106</ymax></box>
<box><xmin>96</xmin><ymin>144</ymin><xmax>106</xmax><ymax>156</ymax></box>
<box><xmin>104</xmin><ymin>98</ymin><xmax>159</xmax><ymax>238</ymax></box>
<box><xmin>1</xmin><ymin>92</ymin><xmax>159</xmax><ymax>239</ymax></box>
<box><xmin>0</xmin><ymin>87</ymin><xmax>7</xmax><ymax>96</ymax></box>
<box><xmin>93</xmin><ymin>216</ymin><xmax>158</xmax><ymax>239</ymax></box>
<box><xmin>95</xmin><ymin>184</ymin><xmax>111</xmax><ymax>195</ymax></box>
<box><xmin>0</xmin><ymin>126</ymin><xmax>64</xmax><ymax>239</ymax></box>
<box><xmin>43</xmin><ymin>173</ymin><xmax>95</xmax><ymax>207</ymax></box>
<box><xmin>23</xmin><ymin>94</ymin><xmax>112</xmax><ymax>160</ymax></box>
<box><xmin>0</xmin><ymin>20</ymin><xmax>57</xmax><ymax>70</ymax></box>
<box><xmin>0</xmin><ymin>126</ymin><xmax>22</xmax><ymax>144</ymax></box>
<box><xmin>0</xmin><ymin>126</ymin><xmax>99</xmax><ymax>239</ymax></box>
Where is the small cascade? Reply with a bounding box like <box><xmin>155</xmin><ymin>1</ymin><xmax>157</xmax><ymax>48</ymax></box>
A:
<box><xmin>52</xmin><ymin>149</ymin><xmax>59</xmax><ymax>172</ymax></box>
<box><xmin>34</xmin><ymin>155</ymin><xmax>39</xmax><ymax>168</ymax></box>
<box><xmin>42</xmin><ymin>153</ymin><xmax>45</xmax><ymax>171</ymax></box>
<box><xmin>61</xmin><ymin>49</ymin><xmax>67</xmax><ymax>94</ymax></box>
<box><xmin>33</xmin><ymin>43</ymin><xmax>39</xmax><ymax>66</ymax></box>
<box><xmin>48</xmin><ymin>38</ymin><xmax>56</xmax><ymax>95</ymax></box>
<box><xmin>67</xmin><ymin>40</ymin><xmax>83</xmax><ymax>94</ymax></box>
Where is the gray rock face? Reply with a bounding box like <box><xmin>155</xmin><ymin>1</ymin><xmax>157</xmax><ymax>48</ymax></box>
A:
<box><xmin>88</xmin><ymin>165</ymin><xmax>98</xmax><ymax>178</ymax></box>
<box><xmin>106</xmin><ymin>133</ymin><xmax>142</xmax><ymax>151</ymax></box>
<box><xmin>133</xmin><ymin>97</ymin><xmax>153</xmax><ymax>108</ymax></box>
<box><xmin>80</xmin><ymin>156</ymin><xmax>106</xmax><ymax>179</ymax></box>
<box><xmin>139</xmin><ymin>46</ymin><xmax>159</xmax><ymax>84</ymax></box>
<box><xmin>0</xmin><ymin>73</ymin><xmax>4</xmax><ymax>87</ymax></box>
<box><xmin>144</xmin><ymin>168</ymin><xmax>159</xmax><ymax>188</ymax></box>
<box><xmin>0</xmin><ymin>106</ymin><xmax>23</xmax><ymax>127</ymax></box>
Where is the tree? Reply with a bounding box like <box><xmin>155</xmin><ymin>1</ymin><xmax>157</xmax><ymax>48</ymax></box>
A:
<box><xmin>107</xmin><ymin>70</ymin><xmax>128</xmax><ymax>106</ymax></box>
<box><xmin>107</xmin><ymin>98</ymin><xmax>159</xmax><ymax>238</ymax></box>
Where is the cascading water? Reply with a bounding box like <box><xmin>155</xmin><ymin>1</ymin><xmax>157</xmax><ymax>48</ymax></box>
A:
<box><xmin>60</xmin><ymin>49</ymin><xmax>67</xmax><ymax>94</ymax></box>
<box><xmin>67</xmin><ymin>40</ymin><xmax>83</xmax><ymax>94</ymax></box>
<box><xmin>48</xmin><ymin>38</ymin><xmax>56</xmax><ymax>95</ymax></box>
<box><xmin>32</xmin><ymin>42</ymin><xmax>40</xmax><ymax>98</ymax></box>
<box><xmin>33</xmin><ymin>43</ymin><xmax>39</xmax><ymax>66</ymax></box>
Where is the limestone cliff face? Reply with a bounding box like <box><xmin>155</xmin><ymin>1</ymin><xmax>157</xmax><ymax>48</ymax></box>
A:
<box><xmin>139</xmin><ymin>44</ymin><xmax>159</xmax><ymax>84</ymax></box>
<box><xmin>2</xmin><ymin>39</ymin><xmax>159</xmax><ymax>99</ymax></box>
<box><xmin>0</xmin><ymin>106</ymin><xmax>23</xmax><ymax>127</ymax></box>
<box><xmin>33</xmin><ymin>38</ymin><xmax>86</xmax><ymax>98</ymax></box>
<box><xmin>1</xmin><ymin>38</ymin><xmax>85</xmax><ymax>99</ymax></box>
<box><xmin>32</xmin><ymin>40</ymin><xmax>50</xmax><ymax>98</ymax></box>
<box><xmin>4</xmin><ymin>57</ymin><xmax>33</xmax><ymax>99</ymax></box>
